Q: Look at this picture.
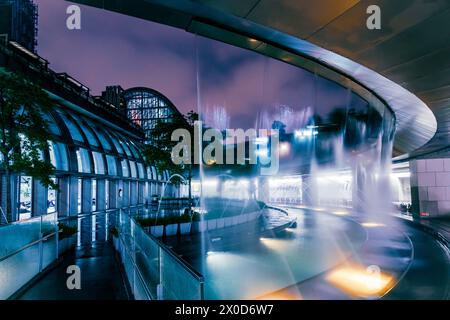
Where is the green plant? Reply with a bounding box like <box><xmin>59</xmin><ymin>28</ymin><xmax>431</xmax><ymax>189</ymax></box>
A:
<box><xmin>179</xmin><ymin>213</ymin><xmax>192</xmax><ymax>223</ymax></box>
<box><xmin>110</xmin><ymin>226</ymin><xmax>119</xmax><ymax>238</ymax></box>
<box><xmin>58</xmin><ymin>222</ymin><xmax>78</xmax><ymax>240</ymax></box>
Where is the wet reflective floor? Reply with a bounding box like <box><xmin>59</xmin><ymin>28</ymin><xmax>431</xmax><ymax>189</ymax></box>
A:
<box><xmin>165</xmin><ymin>208</ymin><xmax>450</xmax><ymax>300</ymax></box>
<box><xmin>16</xmin><ymin>244</ymin><xmax>130</xmax><ymax>300</ymax></box>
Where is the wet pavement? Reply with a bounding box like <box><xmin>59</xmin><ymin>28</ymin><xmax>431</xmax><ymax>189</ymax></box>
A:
<box><xmin>16</xmin><ymin>244</ymin><xmax>130</xmax><ymax>300</ymax></box>
<box><xmin>164</xmin><ymin>207</ymin><xmax>450</xmax><ymax>300</ymax></box>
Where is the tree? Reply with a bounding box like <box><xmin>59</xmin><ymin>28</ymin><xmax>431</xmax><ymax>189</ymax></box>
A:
<box><xmin>142</xmin><ymin>110</ymin><xmax>198</xmax><ymax>201</ymax></box>
<box><xmin>0</xmin><ymin>71</ymin><xmax>56</xmax><ymax>222</ymax></box>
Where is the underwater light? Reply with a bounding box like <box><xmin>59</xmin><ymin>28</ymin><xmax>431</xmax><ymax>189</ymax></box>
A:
<box><xmin>361</xmin><ymin>222</ymin><xmax>385</xmax><ymax>228</ymax></box>
<box><xmin>326</xmin><ymin>264</ymin><xmax>394</xmax><ymax>298</ymax></box>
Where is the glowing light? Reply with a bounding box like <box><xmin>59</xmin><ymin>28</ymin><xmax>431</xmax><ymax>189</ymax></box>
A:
<box><xmin>192</xmin><ymin>207</ymin><xmax>208</xmax><ymax>214</ymax></box>
<box><xmin>294</xmin><ymin>128</ymin><xmax>319</xmax><ymax>140</ymax></box>
<box><xmin>256</xmin><ymin>148</ymin><xmax>269</xmax><ymax>157</ymax></box>
<box><xmin>257</xmin><ymin>292</ymin><xmax>301</xmax><ymax>300</ymax></box>
<box><xmin>361</xmin><ymin>222</ymin><xmax>385</xmax><ymax>228</ymax></box>
<box><xmin>255</xmin><ymin>136</ymin><xmax>269</xmax><ymax>144</ymax></box>
<box><xmin>259</xmin><ymin>238</ymin><xmax>286</xmax><ymax>250</ymax></box>
<box><xmin>279</xmin><ymin>142</ymin><xmax>290</xmax><ymax>156</ymax></box>
<box><xmin>332</xmin><ymin>210</ymin><xmax>349</xmax><ymax>216</ymax></box>
<box><xmin>326</xmin><ymin>264</ymin><xmax>394</xmax><ymax>298</ymax></box>
<box><xmin>391</xmin><ymin>172</ymin><xmax>410</xmax><ymax>178</ymax></box>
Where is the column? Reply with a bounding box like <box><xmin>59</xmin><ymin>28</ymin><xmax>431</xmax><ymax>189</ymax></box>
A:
<box><xmin>32</xmin><ymin>179</ymin><xmax>48</xmax><ymax>217</ymax></box>
<box><xmin>96</xmin><ymin>179</ymin><xmax>106</xmax><ymax>242</ymax></box>
<box><xmin>410</xmin><ymin>158</ymin><xmax>450</xmax><ymax>218</ymax></box>
<box><xmin>80</xmin><ymin>178</ymin><xmax>92</xmax><ymax>245</ymax></box>
<box><xmin>57</xmin><ymin>176</ymin><xmax>70</xmax><ymax>217</ymax></box>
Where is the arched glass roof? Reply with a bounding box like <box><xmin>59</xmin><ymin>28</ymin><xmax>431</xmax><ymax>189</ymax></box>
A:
<box><xmin>42</xmin><ymin>106</ymin><xmax>163</xmax><ymax>182</ymax></box>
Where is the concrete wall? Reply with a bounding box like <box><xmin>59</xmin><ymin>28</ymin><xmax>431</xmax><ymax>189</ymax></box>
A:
<box><xmin>410</xmin><ymin>158</ymin><xmax>450</xmax><ymax>218</ymax></box>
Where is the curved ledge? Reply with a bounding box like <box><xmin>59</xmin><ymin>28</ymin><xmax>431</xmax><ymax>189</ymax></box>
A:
<box><xmin>70</xmin><ymin>0</ymin><xmax>438</xmax><ymax>157</ymax></box>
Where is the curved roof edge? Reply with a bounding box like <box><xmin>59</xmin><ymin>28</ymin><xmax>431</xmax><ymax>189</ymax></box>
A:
<box><xmin>70</xmin><ymin>0</ymin><xmax>438</xmax><ymax>158</ymax></box>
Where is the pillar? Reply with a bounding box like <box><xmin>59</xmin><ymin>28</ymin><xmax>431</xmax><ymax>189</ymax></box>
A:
<box><xmin>410</xmin><ymin>158</ymin><xmax>450</xmax><ymax>218</ymax></box>
<box><xmin>80</xmin><ymin>178</ymin><xmax>92</xmax><ymax>245</ymax></box>
<box><xmin>32</xmin><ymin>179</ymin><xmax>48</xmax><ymax>217</ymax></box>
<box><xmin>96</xmin><ymin>179</ymin><xmax>106</xmax><ymax>242</ymax></box>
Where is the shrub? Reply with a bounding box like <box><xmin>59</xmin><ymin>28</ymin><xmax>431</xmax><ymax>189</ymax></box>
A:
<box><xmin>58</xmin><ymin>223</ymin><xmax>78</xmax><ymax>240</ymax></box>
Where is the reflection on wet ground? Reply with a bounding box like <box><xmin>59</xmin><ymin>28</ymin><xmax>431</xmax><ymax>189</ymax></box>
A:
<box><xmin>165</xmin><ymin>208</ymin><xmax>450</xmax><ymax>300</ymax></box>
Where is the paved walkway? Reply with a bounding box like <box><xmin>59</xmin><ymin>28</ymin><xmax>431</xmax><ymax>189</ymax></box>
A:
<box><xmin>17</xmin><ymin>243</ymin><xmax>130</xmax><ymax>300</ymax></box>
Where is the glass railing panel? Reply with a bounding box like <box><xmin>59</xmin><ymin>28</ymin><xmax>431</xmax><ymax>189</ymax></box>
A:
<box><xmin>0</xmin><ymin>242</ymin><xmax>40</xmax><ymax>299</ymax></box>
<box><xmin>160</xmin><ymin>249</ymin><xmax>203</xmax><ymax>300</ymax></box>
<box><xmin>0</xmin><ymin>216</ymin><xmax>41</xmax><ymax>258</ymax></box>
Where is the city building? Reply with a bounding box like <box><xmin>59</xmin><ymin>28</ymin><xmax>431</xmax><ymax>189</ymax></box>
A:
<box><xmin>0</xmin><ymin>0</ymin><xmax>37</xmax><ymax>52</ymax></box>
<box><xmin>123</xmin><ymin>87</ymin><xmax>186</xmax><ymax>143</ymax></box>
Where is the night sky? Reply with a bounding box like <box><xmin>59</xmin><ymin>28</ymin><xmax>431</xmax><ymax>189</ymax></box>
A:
<box><xmin>34</xmin><ymin>0</ymin><xmax>360</xmax><ymax>130</ymax></box>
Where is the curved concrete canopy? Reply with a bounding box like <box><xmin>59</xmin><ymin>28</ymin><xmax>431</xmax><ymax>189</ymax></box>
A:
<box><xmin>70</xmin><ymin>0</ymin><xmax>444</xmax><ymax>160</ymax></box>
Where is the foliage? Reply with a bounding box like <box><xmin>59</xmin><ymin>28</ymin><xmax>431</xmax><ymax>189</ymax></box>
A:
<box><xmin>142</xmin><ymin>110</ymin><xmax>198</xmax><ymax>186</ymax></box>
<box><xmin>58</xmin><ymin>222</ymin><xmax>78</xmax><ymax>239</ymax></box>
<box><xmin>0</xmin><ymin>71</ymin><xmax>56</xmax><ymax>186</ymax></box>
<box><xmin>0</xmin><ymin>71</ymin><xmax>56</xmax><ymax>217</ymax></box>
<box><xmin>110</xmin><ymin>226</ymin><xmax>119</xmax><ymax>238</ymax></box>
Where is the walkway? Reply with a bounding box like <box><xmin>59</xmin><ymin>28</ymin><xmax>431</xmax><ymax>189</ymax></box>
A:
<box><xmin>16</xmin><ymin>243</ymin><xmax>130</xmax><ymax>300</ymax></box>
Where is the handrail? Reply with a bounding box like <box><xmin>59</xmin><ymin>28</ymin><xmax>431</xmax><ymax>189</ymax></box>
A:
<box><xmin>0</xmin><ymin>230</ymin><xmax>59</xmax><ymax>263</ymax></box>
<box><xmin>117</xmin><ymin>232</ymin><xmax>154</xmax><ymax>300</ymax></box>
<box><xmin>58</xmin><ymin>204</ymin><xmax>145</xmax><ymax>222</ymax></box>
<box><xmin>140</xmin><ymin>223</ymin><xmax>204</xmax><ymax>282</ymax></box>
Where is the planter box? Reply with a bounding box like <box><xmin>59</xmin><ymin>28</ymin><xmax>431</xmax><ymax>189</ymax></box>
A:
<box><xmin>165</xmin><ymin>224</ymin><xmax>178</xmax><ymax>237</ymax></box>
<box><xmin>216</xmin><ymin>218</ymin><xmax>225</xmax><ymax>229</ymax></box>
<box><xmin>58</xmin><ymin>236</ymin><xmax>77</xmax><ymax>256</ymax></box>
<box><xmin>207</xmin><ymin>219</ymin><xmax>217</xmax><ymax>231</ymax></box>
<box><xmin>150</xmin><ymin>225</ymin><xmax>164</xmax><ymax>238</ymax></box>
<box><xmin>192</xmin><ymin>221</ymin><xmax>207</xmax><ymax>233</ymax></box>
<box><xmin>179</xmin><ymin>222</ymin><xmax>192</xmax><ymax>235</ymax></box>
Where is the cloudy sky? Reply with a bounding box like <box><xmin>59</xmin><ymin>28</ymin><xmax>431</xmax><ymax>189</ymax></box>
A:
<box><xmin>34</xmin><ymin>0</ymin><xmax>360</xmax><ymax>129</ymax></box>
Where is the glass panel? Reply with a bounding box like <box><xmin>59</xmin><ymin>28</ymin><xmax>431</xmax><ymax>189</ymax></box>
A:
<box><xmin>130</xmin><ymin>161</ymin><xmax>137</xmax><ymax>178</ymax></box>
<box><xmin>106</xmin><ymin>130</ymin><xmax>124</xmax><ymax>155</ymax></box>
<box><xmin>151</xmin><ymin>166</ymin><xmax>157</xmax><ymax>181</ymax></box>
<box><xmin>137</xmin><ymin>163</ymin><xmax>145</xmax><ymax>179</ymax></box>
<box><xmin>0</xmin><ymin>242</ymin><xmax>40</xmax><ymax>300</ymax></box>
<box><xmin>0</xmin><ymin>216</ymin><xmax>41</xmax><ymax>258</ymax></box>
<box><xmin>47</xmin><ymin>177</ymin><xmax>57</xmax><ymax>213</ymax></box>
<box><xmin>49</xmin><ymin>141</ymin><xmax>69</xmax><ymax>171</ymax></box>
<box><xmin>87</xmin><ymin>121</ymin><xmax>113</xmax><ymax>151</ymax></box>
<box><xmin>41</xmin><ymin>112</ymin><xmax>61</xmax><ymax>136</ymax></box>
<box><xmin>105</xmin><ymin>180</ymin><xmax>109</xmax><ymax>209</ymax></box>
<box><xmin>77</xmin><ymin>178</ymin><xmax>82</xmax><ymax>214</ymax></box>
<box><xmin>117</xmin><ymin>135</ymin><xmax>132</xmax><ymax>157</ymax></box>
<box><xmin>71</xmin><ymin>115</ymin><xmax>100</xmax><ymax>147</ymax></box>
<box><xmin>92</xmin><ymin>151</ymin><xmax>105</xmax><ymax>175</ymax></box>
<box><xmin>106</xmin><ymin>155</ymin><xmax>117</xmax><ymax>176</ymax></box>
<box><xmin>57</xmin><ymin>111</ymin><xmax>84</xmax><ymax>143</ymax></box>
<box><xmin>160</xmin><ymin>249</ymin><xmax>203</xmax><ymax>300</ymax></box>
<box><xmin>76</xmin><ymin>148</ymin><xmax>91</xmax><ymax>173</ymax></box>
<box><xmin>121</xmin><ymin>159</ymin><xmax>129</xmax><ymax>177</ymax></box>
<box><xmin>92</xmin><ymin>179</ymin><xmax>97</xmax><ymax>212</ymax></box>
<box><xmin>128</xmin><ymin>140</ymin><xmax>142</xmax><ymax>159</ymax></box>
<box><xmin>18</xmin><ymin>176</ymin><xmax>32</xmax><ymax>221</ymax></box>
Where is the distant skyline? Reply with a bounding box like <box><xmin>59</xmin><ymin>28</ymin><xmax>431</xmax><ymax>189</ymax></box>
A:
<box><xmin>34</xmin><ymin>0</ymin><xmax>363</xmax><ymax>129</ymax></box>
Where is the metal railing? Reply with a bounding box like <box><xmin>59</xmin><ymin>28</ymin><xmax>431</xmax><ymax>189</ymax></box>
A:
<box><xmin>0</xmin><ymin>213</ymin><xmax>59</xmax><ymax>299</ymax></box>
<box><xmin>113</xmin><ymin>207</ymin><xmax>205</xmax><ymax>300</ymax></box>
